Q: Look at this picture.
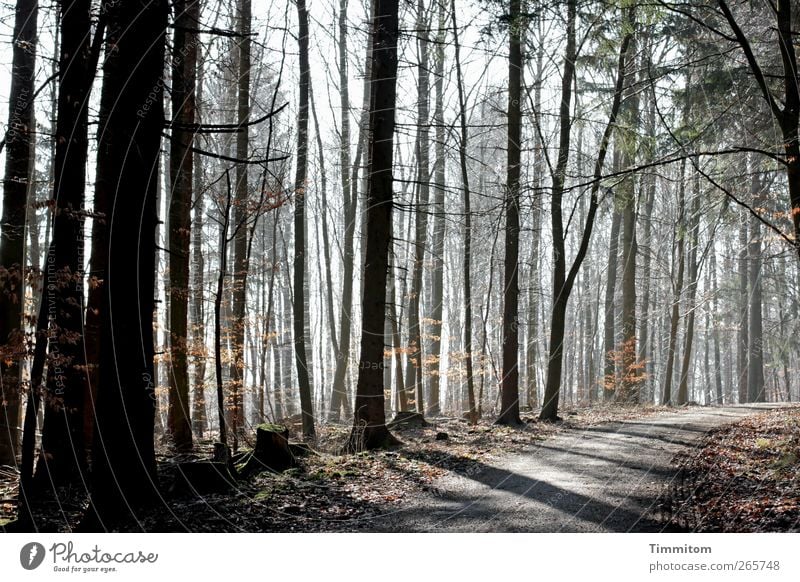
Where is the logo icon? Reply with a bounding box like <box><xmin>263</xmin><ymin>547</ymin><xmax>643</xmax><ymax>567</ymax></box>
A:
<box><xmin>20</xmin><ymin>542</ymin><xmax>46</xmax><ymax>570</ymax></box>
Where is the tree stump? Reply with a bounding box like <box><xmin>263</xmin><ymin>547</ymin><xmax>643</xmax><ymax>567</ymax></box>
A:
<box><xmin>239</xmin><ymin>424</ymin><xmax>297</xmax><ymax>477</ymax></box>
<box><xmin>388</xmin><ymin>411</ymin><xmax>428</xmax><ymax>429</ymax></box>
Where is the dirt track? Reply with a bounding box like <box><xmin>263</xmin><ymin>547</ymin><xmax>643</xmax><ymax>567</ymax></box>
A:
<box><xmin>369</xmin><ymin>404</ymin><xmax>784</xmax><ymax>532</ymax></box>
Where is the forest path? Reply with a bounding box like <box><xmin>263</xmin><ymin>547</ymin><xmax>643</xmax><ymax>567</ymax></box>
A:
<box><xmin>371</xmin><ymin>404</ymin><xmax>784</xmax><ymax>532</ymax></box>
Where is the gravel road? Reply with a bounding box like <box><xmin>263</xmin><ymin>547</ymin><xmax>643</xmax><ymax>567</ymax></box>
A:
<box><xmin>369</xmin><ymin>404</ymin><xmax>783</xmax><ymax>532</ymax></box>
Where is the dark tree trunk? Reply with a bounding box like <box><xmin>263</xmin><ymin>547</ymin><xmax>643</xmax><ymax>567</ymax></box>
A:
<box><xmin>293</xmin><ymin>0</ymin><xmax>315</xmax><ymax>438</ymax></box>
<box><xmin>0</xmin><ymin>0</ymin><xmax>38</xmax><ymax>466</ymax></box>
<box><xmin>347</xmin><ymin>0</ymin><xmax>401</xmax><ymax>451</ymax></box>
<box><xmin>229</xmin><ymin>0</ymin><xmax>252</xmax><ymax>448</ymax></box>
<box><xmin>84</xmin><ymin>0</ymin><xmax>168</xmax><ymax>527</ymax></box>
<box><xmin>36</xmin><ymin>0</ymin><xmax>97</xmax><ymax>488</ymax></box>
<box><xmin>167</xmin><ymin>0</ymin><xmax>199</xmax><ymax>452</ymax></box>
<box><xmin>497</xmin><ymin>0</ymin><xmax>524</xmax><ymax>426</ymax></box>
<box><xmin>214</xmin><ymin>174</ymin><xmax>232</xmax><ymax>452</ymax></box>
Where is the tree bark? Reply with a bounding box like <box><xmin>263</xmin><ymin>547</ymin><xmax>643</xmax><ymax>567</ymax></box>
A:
<box><xmin>167</xmin><ymin>0</ymin><xmax>199</xmax><ymax>452</ymax></box>
<box><xmin>347</xmin><ymin>0</ymin><xmax>401</xmax><ymax>451</ymax></box>
<box><xmin>497</xmin><ymin>0</ymin><xmax>524</xmax><ymax>426</ymax></box>
<box><xmin>35</xmin><ymin>0</ymin><xmax>100</xmax><ymax>487</ymax></box>
<box><xmin>84</xmin><ymin>0</ymin><xmax>168</xmax><ymax>527</ymax></box>
<box><xmin>293</xmin><ymin>0</ymin><xmax>315</xmax><ymax>438</ymax></box>
<box><xmin>229</xmin><ymin>0</ymin><xmax>252</xmax><ymax>447</ymax></box>
<box><xmin>0</xmin><ymin>0</ymin><xmax>38</xmax><ymax>467</ymax></box>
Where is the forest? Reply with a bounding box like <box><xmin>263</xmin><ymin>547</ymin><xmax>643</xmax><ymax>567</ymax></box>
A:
<box><xmin>0</xmin><ymin>0</ymin><xmax>799</xmax><ymax>533</ymax></box>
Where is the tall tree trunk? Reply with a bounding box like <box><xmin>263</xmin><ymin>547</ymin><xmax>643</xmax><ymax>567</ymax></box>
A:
<box><xmin>294</xmin><ymin>0</ymin><xmax>315</xmax><ymax>438</ymax></box>
<box><xmin>527</xmin><ymin>8</ymin><xmax>545</xmax><ymax>409</ymax></box>
<box><xmin>638</xmin><ymin>75</ymin><xmax>656</xmax><ymax>401</ymax></box>
<box><xmin>258</xmin><ymin>212</ymin><xmax>280</xmax><ymax>421</ymax></box>
<box><xmin>676</xmin><ymin>167</ymin><xmax>700</xmax><ymax>405</ymax></box>
<box><xmin>0</xmin><ymin>0</ymin><xmax>38</xmax><ymax>467</ymax></box>
<box><xmin>539</xmin><ymin>4</ymin><xmax>631</xmax><ymax>420</ymax></box>
<box><xmin>347</xmin><ymin>0</ymin><xmax>401</xmax><ymax>451</ymax></box>
<box><xmin>748</xmin><ymin>173</ymin><xmax>766</xmax><ymax>402</ymax></box>
<box><xmin>540</xmin><ymin>0</ymin><xmax>576</xmax><ymax>421</ymax></box>
<box><xmin>35</xmin><ymin>0</ymin><xmax>99</xmax><ymax>488</ymax></box>
<box><xmin>497</xmin><ymin>0</ymin><xmax>524</xmax><ymax>426</ymax></box>
<box><xmin>451</xmin><ymin>0</ymin><xmax>476</xmax><ymax>423</ymax></box>
<box><xmin>427</xmin><ymin>0</ymin><xmax>446</xmax><ymax>417</ymax></box>
<box><xmin>602</xmin><ymin>199</ymin><xmax>622</xmax><ymax>401</ymax></box>
<box><xmin>192</xmin><ymin>198</ymin><xmax>207</xmax><ymax>436</ymax></box>
<box><xmin>214</xmin><ymin>181</ymin><xmax>231</xmax><ymax>451</ymax></box>
<box><xmin>191</xmin><ymin>41</ymin><xmax>206</xmax><ymax>437</ymax></box>
<box><xmin>710</xmin><ymin>245</ymin><xmax>723</xmax><ymax>403</ymax></box>
<box><xmin>329</xmin><ymin>0</ymin><xmax>359</xmax><ymax>422</ymax></box>
<box><xmin>617</xmin><ymin>12</ymin><xmax>639</xmax><ymax>402</ymax></box>
<box><xmin>84</xmin><ymin>0</ymin><xmax>168</xmax><ymax>527</ymax></box>
<box><xmin>405</xmin><ymin>0</ymin><xmax>431</xmax><ymax>415</ymax></box>
<box><xmin>281</xmin><ymin>274</ymin><xmax>295</xmax><ymax>416</ymax></box>
<box><xmin>737</xmin><ymin>210</ymin><xmax>749</xmax><ymax>403</ymax></box>
<box><xmin>309</xmin><ymin>78</ymin><xmax>339</xmax><ymax>385</ymax></box>
<box><xmin>167</xmin><ymin>0</ymin><xmax>199</xmax><ymax>452</ymax></box>
<box><xmin>661</xmin><ymin>159</ymin><xmax>686</xmax><ymax>405</ymax></box>
<box><xmin>388</xmin><ymin>262</ymin><xmax>407</xmax><ymax>412</ymax></box>
<box><xmin>229</xmin><ymin>0</ymin><xmax>252</xmax><ymax>448</ymax></box>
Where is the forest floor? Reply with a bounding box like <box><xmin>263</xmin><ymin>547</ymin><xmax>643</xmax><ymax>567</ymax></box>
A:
<box><xmin>1</xmin><ymin>403</ymin><xmax>796</xmax><ymax>532</ymax></box>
